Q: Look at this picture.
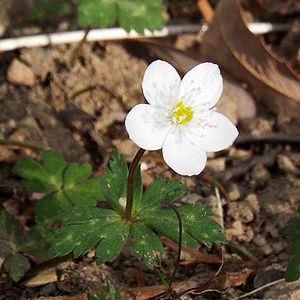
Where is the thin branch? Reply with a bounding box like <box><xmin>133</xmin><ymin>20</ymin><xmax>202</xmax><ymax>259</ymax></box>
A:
<box><xmin>236</xmin><ymin>133</ymin><xmax>300</xmax><ymax>145</ymax></box>
<box><xmin>0</xmin><ymin>23</ymin><xmax>290</xmax><ymax>52</ymax></box>
<box><xmin>231</xmin><ymin>278</ymin><xmax>285</xmax><ymax>300</ymax></box>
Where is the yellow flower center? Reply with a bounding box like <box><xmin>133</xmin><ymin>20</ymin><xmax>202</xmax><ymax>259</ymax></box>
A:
<box><xmin>172</xmin><ymin>101</ymin><xmax>194</xmax><ymax>125</ymax></box>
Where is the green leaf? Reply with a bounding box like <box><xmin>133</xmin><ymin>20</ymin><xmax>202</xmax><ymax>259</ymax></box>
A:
<box><xmin>0</xmin><ymin>208</ymin><xmax>30</xmax><ymax>281</ymax></box>
<box><xmin>178</xmin><ymin>204</ymin><xmax>226</xmax><ymax>245</ymax></box>
<box><xmin>29</xmin><ymin>0</ymin><xmax>70</xmax><ymax>24</ymax></box>
<box><xmin>135</xmin><ymin>177</ymin><xmax>188</xmax><ymax>212</ymax></box>
<box><xmin>48</xmin><ymin>207</ymin><xmax>129</xmax><ymax>263</ymax></box>
<box><xmin>281</xmin><ymin>218</ymin><xmax>300</xmax><ymax>237</ymax></box>
<box><xmin>118</xmin><ymin>0</ymin><xmax>166</xmax><ymax>33</ymax></box>
<box><xmin>15</xmin><ymin>150</ymin><xmax>102</xmax><ymax>224</ymax></box>
<box><xmin>144</xmin><ymin>204</ymin><xmax>225</xmax><ymax>250</ymax></box>
<box><xmin>282</xmin><ymin>210</ymin><xmax>300</xmax><ymax>281</ymax></box>
<box><xmin>14</xmin><ymin>151</ymin><xmax>65</xmax><ymax>193</ymax></box>
<box><xmin>99</xmin><ymin>150</ymin><xmax>128</xmax><ymax>213</ymax></box>
<box><xmin>130</xmin><ymin>222</ymin><xmax>163</xmax><ymax>267</ymax></box>
<box><xmin>143</xmin><ymin>209</ymin><xmax>198</xmax><ymax>249</ymax></box>
<box><xmin>285</xmin><ymin>255</ymin><xmax>300</xmax><ymax>282</ymax></box>
<box><xmin>74</xmin><ymin>0</ymin><xmax>166</xmax><ymax>33</ymax></box>
<box><xmin>4</xmin><ymin>253</ymin><xmax>30</xmax><ymax>282</ymax></box>
<box><xmin>95</xmin><ymin>220</ymin><xmax>129</xmax><ymax>265</ymax></box>
<box><xmin>76</xmin><ymin>0</ymin><xmax>117</xmax><ymax>28</ymax></box>
<box><xmin>35</xmin><ymin>193</ymin><xmax>70</xmax><ymax>224</ymax></box>
<box><xmin>20</xmin><ymin>226</ymin><xmax>55</xmax><ymax>260</ymax></box>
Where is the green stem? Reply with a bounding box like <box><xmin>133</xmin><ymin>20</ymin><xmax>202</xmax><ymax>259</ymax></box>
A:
<box><xmin>123</xmin><ymin>148</ymin><xmax>145</xmax><ymax>222</ymax></box>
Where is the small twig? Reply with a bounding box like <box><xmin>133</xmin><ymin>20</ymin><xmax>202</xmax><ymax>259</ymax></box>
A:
<box><xmin>214</xmin><ymin>186</ymin><xmax>224</xmax><ymax>230</ymax></box>
<box><xmin>178</xmin><ymin>245</ymin><xmax>225</xmax><ymax>297</ymax></box>
<box><xmin>196</xmin><ymin>0</ymin><xmax>214</xmax><ymax>23</ymax></box>
<box><xmin>26</xmin><ymin>107</ymin><xmax>49</xmax><ymax>149</ymax></box>
<box><xmin>231</xmin><ymin>278</ymin><xmax>285</xmax><ymax>300</ymax></box>
<box><xmin>227</xmin><ymin>241</ymin><xmax>259</xmax><ymax>263</ymax></box>
<box><xmin>0</xmin><ymin>139</ymin><xmax>45</xmax><ymax>151</ymax></box>
<box><xmin>236</xmin><ymin>133</ymin><xmax>300</xmax><ymax>145</ymax></box>
<box><xmin>0</xmin><ymin>23</ymin><xmax>290</xmax><ymax>52</ymax></box>
<box><xmin>70</xmin><ymin>27</ymin><xmax>91</xmax><ymax>65</ymax></box>
<box><xmin>216</xmin><ymin>148</ymin><xmax>281</xmax><ymax>183</ymax></box>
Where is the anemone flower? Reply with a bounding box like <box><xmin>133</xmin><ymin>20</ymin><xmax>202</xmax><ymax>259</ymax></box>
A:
<box><xmin>125</xmin><ymin>60</ymin><xmax>238</xmax><ymax>176</ymax></box>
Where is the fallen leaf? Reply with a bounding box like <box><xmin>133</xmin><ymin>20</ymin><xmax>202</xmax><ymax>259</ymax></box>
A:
<box><xmin>24</xmin><ymin>268</ymin><xmax>58</xmax><ymax>287</ymax></box>
<box><xmin>224</xmin><ymin>269</ymin><xmax>253</xmax><ymax>288</ymax></box>
<box><xmin>201</xmin><ymin>0</ymin><xmax>300</xmax><ymax>118</ymax></box>
<box><xmin>161</xmin><ymin>237</ymin><xmax>222</xmax><ymax>265</ymax></box>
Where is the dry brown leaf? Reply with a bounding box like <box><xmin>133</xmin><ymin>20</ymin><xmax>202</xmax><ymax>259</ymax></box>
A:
<box><xmin>24</xmin><ymin>268</ymin><xmax>58</xmax><ymax>287</ymax></box>
<box><xmin>161</xmin><ymin>237</ymin><xmax>222</xmax><ymax>265</ymax></box>
<box><xmin>197</xmin><ymin>0</ymin><xmax>214</xmax><ymax>23</ymax></box>
<box><xmin>124</xmin><ymin>280</ymin><xmax>199</xmax><ymax>300</ymax></box>
<box><xmin>201</xmin><ymin>0</ymin><xmax>300</xmax><ymax>118</ymax></box>
<box><xmin>224</xmin><ymin>269</ymin><xmax>253</xmax><ymax>289</ymax></box>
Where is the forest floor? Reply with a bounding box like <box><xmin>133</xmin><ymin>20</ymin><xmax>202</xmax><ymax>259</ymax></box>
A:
<box><xmin>1</xmin><ymin>0</ymin><xmax>300</xmax><ymax>299</ymax></box>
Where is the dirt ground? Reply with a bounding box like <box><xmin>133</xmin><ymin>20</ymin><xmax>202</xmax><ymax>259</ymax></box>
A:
<box><xmin>1</xmin><ymin>1</ymin><xmax>300</xmax><ymax>300</ymax></box>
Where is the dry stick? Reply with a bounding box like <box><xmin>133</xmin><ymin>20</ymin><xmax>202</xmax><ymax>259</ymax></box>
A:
<box><xmin>178</xmin><ymin>246</ymin><xmax>225</xmax><ymax>297</ymax></box>
<box><xmin>196</xmin><ymin>0</ymin><xmax>214</xmax><ymax>23</ymax></box>
<box><xmin>0</xmin><ymin>23</ymin><xmax>290</xmax><ymax>52</ymax></box>
<box><xmin>70</xmin><ymin>27</ymin><xmax>91</xmax><ymax>65</ymax></box>
<box><xmin>216</xmin><ymin>147</ymin><xmax>281</xmax><ymax>183</ymax></box>
<box><xmin>0</xmin><ymin>139</ymin><xmax>45</xmax><ymax>151</ymax></box>
<box><xmin>231</xmin><ymin>278</ymin><xmax>285</xmax><ymax>300</ymax></box>
<box><xmin>236</xmin><ymin>133</ymin><xmax>300</xmax><ymax>145</ymax></box>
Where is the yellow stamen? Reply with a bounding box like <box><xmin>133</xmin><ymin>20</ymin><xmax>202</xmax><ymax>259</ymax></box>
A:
<box><xmin>172</xmin><ymin>101</ymin><xmax>194</xmax><ymax>125</ymax></box>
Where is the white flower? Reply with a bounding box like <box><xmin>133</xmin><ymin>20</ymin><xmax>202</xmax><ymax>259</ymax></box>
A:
<box><xmin>125</xmin><ymin>60</ymin><xmax>238</xmax><ymax>176</ymax></box>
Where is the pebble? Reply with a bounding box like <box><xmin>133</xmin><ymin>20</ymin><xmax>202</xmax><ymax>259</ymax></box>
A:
<box><xmin>206</xmin><ymin>157</ymin><xmax>226</xmax><ymax>172</ymax></box>
<box><xmin>39</xmin><ymin>283</ymin><xmax>56</xmax><ymax>296</ymax></box>
<box><xmin>253</xmin><ymin>235</ymin><xmax>267</xmax><ymax>247</ymax></box>
<box><xmin>229</xmin><ymin>147</ymin><xmax>252</xmax><ymax>161</ymax></box>
<box><xmin>277</xmin><ymin>154</ymin><xmax>299</xmax><ymax>175</ymax></box>
<box><xmin>261</xmin><ymin>244</ymin><xmax>273</xmax><ymax>256</ymax></box>
<box><xmin>7</xmin><ymin>58</ymin><xmax>36</xmax><ymax>86</ymax></box>
<box><xmin>245</xmin><ymin>193</ymin><xmax>260</xmax><ymax>213</ymax></box>
<box><xmin>251</xmin><ymin>164</ymin><xmax>270</xmax><ymax>183</ymax></box>
<box><xmin>228</xmin><ymin>183</ymin><xmax>241</xmax><ymax>201</ymax></box>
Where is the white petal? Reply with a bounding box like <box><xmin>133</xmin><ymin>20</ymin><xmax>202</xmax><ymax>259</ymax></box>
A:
<box><xmin>179</xmin><ymin>62</ymin><xmax>223</xmax><ymax>109</ymax></box>
<box><xmin>192</xmin><ymin>111</ymin><xmax>238</xmax><ymax>152</ymax></box>
<box><xmin>142</xmin><ymin>60</ymin><xmax>181</xmax><ymax>107</ymax></box>
<box><xmin>162</xmin><ymin>128</ymin><xmax>207</xmax><ymax>176</ymax></box>
<box><xmin>125</xmin><ymin>104</ymin><xmax>170</xmax><ymax>150</ymax></box>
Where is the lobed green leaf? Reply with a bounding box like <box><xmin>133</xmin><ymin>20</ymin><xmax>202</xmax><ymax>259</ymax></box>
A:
<box><xmin>130</xmin><ymin>222</ymin><xmax>163</xmax><ymax>267</ymax></box>
<box><xmin>15</xmin><ymin>150</ymin><xmax>102</xmax><ymax>224</ymax></box>
<box><xmin>48</xmin><ymin>207</ymin><xmax>129</xmax><ymax>263</ymax></box>
<box><xmin>0</xmin><ymin>208</ymin><xmax>30</xmax><ymax>281</ymax></box>
<box><xmin>282</xmin><ymin>210</ymin><xmax>300</xmax><ymax>281</ymax></box>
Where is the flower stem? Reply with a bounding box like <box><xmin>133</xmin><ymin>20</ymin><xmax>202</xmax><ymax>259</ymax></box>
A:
<box><xmin>123</xmin><ymin>148</ymin><xmax>145</xmax><ymax>222</ymax></box>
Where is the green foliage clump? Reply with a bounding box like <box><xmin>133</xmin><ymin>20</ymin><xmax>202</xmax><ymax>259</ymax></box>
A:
<box><xmin>0</xmin><ymin>209</ymin><xmax>30</xmax><ymax>281</ymax></box>
<box><xmin>29</xmin><ymin>0</ymin><xmax>70</xmax><ymax>24</ymax></box>
<box><xmin>14</xmin><ymin>150</ymin><xmax>102</xmax><ymax>225</ymax></box>
<box><xmin>6</xmin><ymin>150</ymin><xmax>226</xmax><ymax>282</ymax></box>
<box><xmin>46</xmin><ymin>151</ymin><xmax>226</xmax><ymax>267</ymax></box>
<box><xmin>282</xmin><ymin>208</ymin><xmax>300</xmax><ymax>281</ymax></box>
<box><xmin>74</xmin><ymin>0</ymin><xmax>166</xmax><ymax>33</ymax></box>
